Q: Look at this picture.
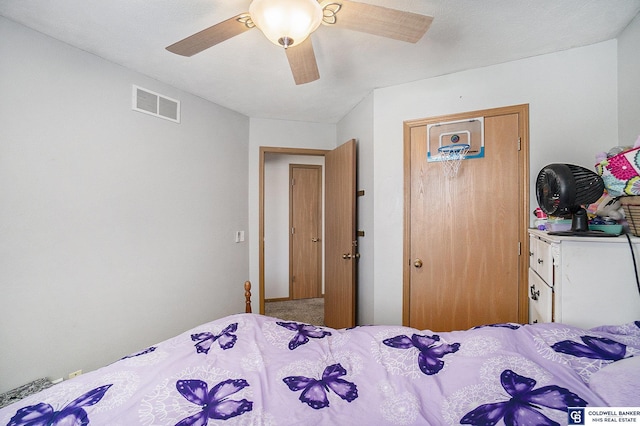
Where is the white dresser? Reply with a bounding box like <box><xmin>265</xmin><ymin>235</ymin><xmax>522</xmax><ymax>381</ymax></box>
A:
<box><xmin>528</xmin><ymin>229</ymin><xmax>640</xmax><ymax>329</ymax></box>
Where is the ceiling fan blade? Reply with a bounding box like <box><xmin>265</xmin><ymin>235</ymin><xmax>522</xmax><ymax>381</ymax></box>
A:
<box><xmin>324</xmin><ymin>0</ymin><xmax>433</xmax><ymax>43</ymax></box>
<box><xmin>285</xmin><ymin>37</ymin><xmax>320</xmax><ymax>85</ymax></box>
<box><xmin>166</xmin><ymin>14</ymin><xmax>253</xmax><ymax>57</ymax></box>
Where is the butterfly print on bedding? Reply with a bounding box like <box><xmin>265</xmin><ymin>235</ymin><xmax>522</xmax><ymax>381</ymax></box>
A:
<box><xmin>551</xmin><ymin>335</ymin><xmax>627</xmax><ymax>361</ymax></box>
<box><xmin>191</xmin><ymin>322</ymin><xmax>238</xmax><ymax>354</ymax></box>
<box><xmin>283</xmin><ymin>363</ymin><xmax>358</xmax><ymax>409</ymax></box>
<box><xmin>461</xmin><ymin>370</ymin><xmax>587</xmax><ymax>426</ymax></box>
<box><xmin>276</xmin><ymin>321</ymin><xmax>332</xmax><ymax>350</ymax></box>
<box><xmin>383</xmin><ymin>333</ymin><xmax>460</xmax><ymax>375</ymax></box>
<box><xmin>122</xmin><ymin>346</ymin><xmax>156</xmax><ymax>359</ymax></box>
<box><xmin>175</xmin><ymin>378</ymin><xmax>253</xmax><ymax>425</ymax></box>
<box><xmin>8</xmin><ymin>384</ymin><xmax>112</xmax><ymax>426</ymax></box>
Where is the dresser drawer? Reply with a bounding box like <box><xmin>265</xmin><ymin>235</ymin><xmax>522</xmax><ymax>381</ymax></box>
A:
<box><xmin>529</xmin><ymin>236</ymin><xmax>553</xmax><ymax>284</ymax></box>
<box><xmin>528</xmin><ymin>268</ymin><xmax>553</xmax><ymax>323</ymax></box>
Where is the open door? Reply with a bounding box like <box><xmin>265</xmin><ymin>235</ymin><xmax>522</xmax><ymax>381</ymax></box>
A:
<box><xmin>324</xmin><ymin>139</ymin><xmax>357</xmax><ymax>328</ymax></box>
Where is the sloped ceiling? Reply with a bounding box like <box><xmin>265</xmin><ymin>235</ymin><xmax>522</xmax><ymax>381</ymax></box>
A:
<box><xmin>1</xmin><ymin>0</ymin><xmax>639</xmax><ymax>123</ymax></box>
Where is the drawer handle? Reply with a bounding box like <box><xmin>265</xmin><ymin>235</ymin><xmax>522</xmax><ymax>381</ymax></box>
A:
<box><xmin>529</xmin><ymin>251</ymin><xmax>534</xmax><ymax>257</ymax></box>
<box><xmin>530</xmin><ymin>285</ymin><xmax>540</xmax><ymax>301</ymax></box>
<box><xmin>537</xmin><ymin>258</ymin><xmax>543</xmax><ymax>264</ymax></box>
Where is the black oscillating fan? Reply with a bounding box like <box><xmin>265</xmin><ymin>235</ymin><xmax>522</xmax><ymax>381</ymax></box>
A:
<box><xmin>536</xmin><ymin>163</ymin><xmax>612</xmax><ymax>236</ymax></box>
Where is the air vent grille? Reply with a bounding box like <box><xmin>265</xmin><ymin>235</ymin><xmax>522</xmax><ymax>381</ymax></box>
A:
<box><xmin>132</xmin><ymin>85</ymin><xmax>180</xmax><ymax>123</ymax></box>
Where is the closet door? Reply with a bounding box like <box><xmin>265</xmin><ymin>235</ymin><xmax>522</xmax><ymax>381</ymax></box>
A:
<box><xmin>290</xmin><ymin>165</ymin><xmax>322</xmax><ymax>299</ymax></box>
<box><xmin>403</xmin><ymin>105</ymin><xmax>529</xmax><ymax>331</ymax></box>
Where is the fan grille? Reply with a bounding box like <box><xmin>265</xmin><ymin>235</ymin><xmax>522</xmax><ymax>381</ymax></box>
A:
<box><xmin>567</xmin><ymin>164</ymin><xmax>604</xmax><ymax>205</ymax></box>
<box><xmin>536</xmin><ymin>163</ymin><xmax>604</xmax><ymax>216</ymax></box>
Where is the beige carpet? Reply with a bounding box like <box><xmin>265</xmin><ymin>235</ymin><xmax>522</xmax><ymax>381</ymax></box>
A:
<box><xmin>264</xmin><ymin>297</ymin><xmax>324</xmax><ymax>326</ymax></box>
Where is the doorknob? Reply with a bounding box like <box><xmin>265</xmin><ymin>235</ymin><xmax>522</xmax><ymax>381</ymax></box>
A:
<box><xmin>413</xmin><ymin>259</ymin><xmax>423</xmax><ymax>268</ymax></box>
<box><xmin>342</xmin><ymin>253</ymin><xmax>361</xmax><ymax>260</ymax></box>
<box><xmin>311</xmin><ymin>238</ymin><xmax>319</xmax><ymax>242</ymax></box>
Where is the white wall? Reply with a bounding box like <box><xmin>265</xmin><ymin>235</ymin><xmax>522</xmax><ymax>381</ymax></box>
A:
<box><xmin>342</xmin><ymin>41</ymin><xmax>618</xmax><ymax>325</ymax></box>
<box><xmin>0</xmin><ymin>18</ymin><xmax>250</xmax><ymax>393</ymax></box>
<box><xmin>248</xmin><ymin>119</ymin><xmax>336</xmax><ymax>311</ymax></box>
<box><xmin>618</xmin><ymin>13</ymin><xmax>640</xmax><ymax>145</ymax></box>
<box><xmin>264</xmin><ymin>154</ymin><xmax>325</xmax><ymax>299</ymax></box>
<box><xmin>337</xmin><ymin>94</ymin><xmax>375</xmax><ymax>324</ymax></box>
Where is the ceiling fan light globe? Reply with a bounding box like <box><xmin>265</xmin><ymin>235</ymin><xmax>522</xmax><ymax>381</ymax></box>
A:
<box><xmin>249</xmin><ymin>0</ymin><xmax>322</xmax><ymax>48</ymax></box>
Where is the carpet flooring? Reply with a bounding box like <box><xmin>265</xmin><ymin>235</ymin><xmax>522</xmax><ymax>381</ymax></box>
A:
<box><xmin>264</xmin><ymin>297</ymin><xmax>324</xmax><ymax>326</ymax></box>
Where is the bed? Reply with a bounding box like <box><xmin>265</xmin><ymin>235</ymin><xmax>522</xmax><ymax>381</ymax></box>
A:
<box><xmin>1</xmin><ymin>283</ymin><xmax>639</xmax><ymax>425</ymax></box>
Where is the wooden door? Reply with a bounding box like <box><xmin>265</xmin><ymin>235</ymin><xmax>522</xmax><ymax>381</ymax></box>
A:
<box><xmin>325</xmin><ymin>139</ymin><xmax>357</xmax><ymax>328</ymax></box>
<box><xmin>290</xmin><ymin>165</ymin><xmax>322</xmax><ymax>299</ymax></box>
<box><xmin>404</xmin><ymin>105</ymin><xmax>529</xmax><ymax>331</ymax></box>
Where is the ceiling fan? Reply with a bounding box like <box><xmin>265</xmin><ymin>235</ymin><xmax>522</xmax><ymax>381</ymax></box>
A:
<box><xmin>166</xmin><ymin>0</ymin><xmax>433</xmax><ymax>85</ymax></box>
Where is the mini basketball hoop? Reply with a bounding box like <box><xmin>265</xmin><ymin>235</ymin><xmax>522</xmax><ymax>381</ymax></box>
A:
<box><xmin>437</xmin><ymin>143</ymin><xmax>470</xmax><ymax>177</ymax></box>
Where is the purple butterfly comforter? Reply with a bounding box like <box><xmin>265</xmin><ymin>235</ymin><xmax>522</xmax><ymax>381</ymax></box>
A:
<box><xmin>2</xmin><ymin>314</ymin><xmax>639</xmax><ymax>426</ymax></box>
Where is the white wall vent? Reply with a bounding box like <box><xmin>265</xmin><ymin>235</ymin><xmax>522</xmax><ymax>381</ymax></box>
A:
<box><xmin>132</xmin><ymin>85</ymin><xmax>180</xmax><ymax>123</ymax></box>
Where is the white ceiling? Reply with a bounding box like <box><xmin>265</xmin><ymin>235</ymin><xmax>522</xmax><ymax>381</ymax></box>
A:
<box><xmin>2</xmin><ymin>0</ymin><xmax>639</xmax><ymax>123</ymax></box>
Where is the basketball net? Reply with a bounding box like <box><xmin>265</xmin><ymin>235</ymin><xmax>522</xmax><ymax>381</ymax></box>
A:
<box><xmin>438</xmin><ymin>144</ymin><xmax>470</xmax><ymax>178</ymax></box>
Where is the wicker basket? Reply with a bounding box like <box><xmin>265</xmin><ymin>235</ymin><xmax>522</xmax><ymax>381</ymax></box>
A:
<box><xmin>621</xmin><ymin>196</ymin><xmax>640</xmax><ymax>236</ymax></box>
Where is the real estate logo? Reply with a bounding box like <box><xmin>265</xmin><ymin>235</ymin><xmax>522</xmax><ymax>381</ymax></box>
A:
<box><xmin>568</xmin><ymin>408</ymin><xmax>585</xmax><ymax>425</ymax></box>
<box><xmin>568</xmin><ymin>408</ymin><xmax>640</xmax><ymax>424</ymax></box>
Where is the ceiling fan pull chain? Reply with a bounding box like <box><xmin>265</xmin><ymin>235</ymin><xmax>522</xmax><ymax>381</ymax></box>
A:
<box><xmin>322</xmin><ymin>3</ymin><xmax>342</xmax><ymax>25</ymax></box>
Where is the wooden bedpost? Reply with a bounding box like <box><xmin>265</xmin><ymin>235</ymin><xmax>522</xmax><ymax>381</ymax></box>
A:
<box><xmin>244</xmin><ymin>281</ymin><xmax>252</xmax><ymax>313</ymax></box>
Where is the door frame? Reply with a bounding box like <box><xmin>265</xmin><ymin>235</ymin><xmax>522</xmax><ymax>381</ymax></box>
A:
<box><xmin>402</xmin><ymin>104</ymin><xmax>530</xmax><ymax>326</ymax></box>
<box><xmin>259</xmin><ymin>147</ymin><xmax>328</xmax><ymax>314</ymax></box>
